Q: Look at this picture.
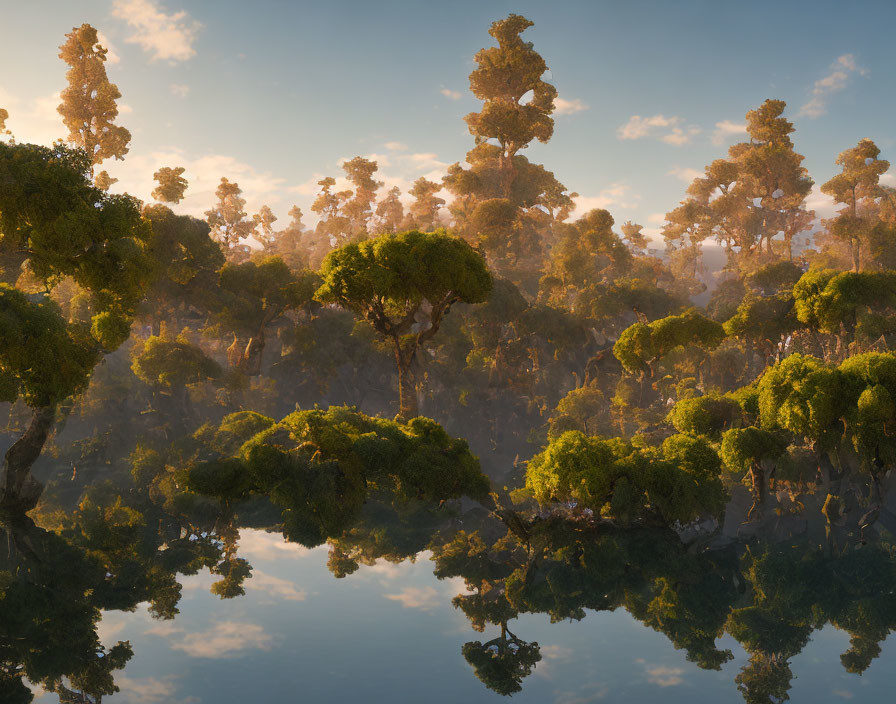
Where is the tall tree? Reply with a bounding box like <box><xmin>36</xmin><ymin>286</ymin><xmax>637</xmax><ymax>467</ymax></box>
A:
<box><xmin>57</xmin><ymin>24</ymin><xmax>131</xmax><ymax>171</ymax></box>
<box><xmin>406</xmin><ymin>177</ymin><xmax>445</xmax><ymax>231</ymax></box>
<box><xmin>253</xmin><ymin>205</ymin><xmax>278</xmax><ymax>253</ymax></box>
<box><xmin>465</xmin><ymin>14</ymin><xmax>557</xmax><ymax>197</ymax></box>
<box><xmin>205</xmin><ymin>177</ymin><xmax>253</xmax><ymax>257</ymax></box>
<box><xmin>316</xmin><ymin>230</ymin><xmax>493</xmax><ymax>419</ymax></box>
<box><xmin>666</xmin><ymin>99</ymin><xmax>813</xmax><ymax>270</ymax></box>
<box><xmin>152</xmin><ymin>166</ymin><xmax>188</xmax><ymax>203</ymax></box>
<box><xmin>341</xmin><ymin>156</ymin><xmax>382</xmax><ymax>238</ymax></box>
<box><xmin>821</xmin><ymin>139</ymin><xmax>890</xmax><ymax>272</ymax></box>
<box><xmin>0</xmin><ymin>142</ymin><xmax>152</xmax><ymax>513</ymax></box>
<box><xmin>375</xmin><ymin>186</ymin><xmax>405</xmax><ymax>233</ymax></box>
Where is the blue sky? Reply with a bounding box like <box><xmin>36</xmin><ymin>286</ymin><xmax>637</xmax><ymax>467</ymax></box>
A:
<box><xmin>2</xmin><ymin>0</ymin><xmax>895</xmax><ymax>240</ymax></box>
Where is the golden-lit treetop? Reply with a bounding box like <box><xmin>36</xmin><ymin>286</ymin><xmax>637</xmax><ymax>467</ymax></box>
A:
<box><xmin>57</xmin><ymin>23</ymin><xmax>131</xmax><ymax>169</ymax></box>
<box><xmin>152</xmin><ymin>166</ymin><xmax>189</xmax><ymax>204</ymax></box>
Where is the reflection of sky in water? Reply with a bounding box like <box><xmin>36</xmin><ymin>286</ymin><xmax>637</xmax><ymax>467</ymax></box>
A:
<box><xmin>31</xmin><ymin>529</ymin><xmax>896</xmax><ymax>703</ymax></box>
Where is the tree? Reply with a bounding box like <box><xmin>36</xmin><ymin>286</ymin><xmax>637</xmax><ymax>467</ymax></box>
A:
<box><xmin>205</xmin><ymin>177</ymin><xmax>253</xmax><ymax>257</ymax></box>
<box><xmin>821</xmin><ymin>139</ymin><xmax>890</xmax><ymax>271</ymax></box>
<box><xmin>152</xmin><ymin>166</ymin><xmax>188</xmax><ymax>204</ymax></box>
<box><xmin>665</xmin><ymin>100</ymin><xmax>813</xmax><ymax>271</ymax></box>
<box><xmin>406</xmin><ymin>177</ymin><xmax>445</xmax><ymax>231</ymax></box>
<box><xmin>57</xmin><ymin>24</ymin><xmax>130</xmax><ymax>171</ymax></box>
<box><xmin>720</xmin><ymin>426</ymin><xmax>788</xmax><ymax>520</ymax></box>
<box><xmin>0</xmin><ymin>142</ymin><xmax>152</xmax><ymax>513</ymax></box>
<box><xmin>374</xmin><ymin>186</ymin><xmax>405</xmax><ymax>233</ymax></box>
<box><xmin>316</xmin><ymin>230</ymin><xmax>493</xmax><ymax>419</ymax></box>
<box><xmin>131</xmin><ymin>334</ymin><xmax>222</xmax><ymax>419</ymax></box>
<box><xmin>613</xmin><ymin>309</ymin><xmax>726</xmax><ymax>379</ymax></box>
<box><xmin>0</xmin><ymin>107</ymin><xmax>9</xmax><ymax>137</ymax></box>
<box><xmin>94</xmin><ymin>170</ymin><xmax>117</xmax><ymax>191</ymax></box>
<box><xmin>465</xmin><ymin>14</ymin><xmax>556</xmax><ymax>197</ymax></box>
<box><xmin>216</xmin><ymin>257</ymin><xmax>318</xmax><ymax>375</ymax></box>
<box><xmin>341</xmin><ymin>156</ymin><xmax>382</xmax><ymax>238</ymax></box>
<box><xmin>252</xmin><ymin>205</ymin><xmax>278</xmax><ymax>252</ymax></box>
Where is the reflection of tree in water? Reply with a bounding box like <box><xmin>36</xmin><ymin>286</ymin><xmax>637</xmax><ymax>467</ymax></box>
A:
<box><xmin>0</xmin><ymin>518</ymin><xmax>132</xmax><ymax>703</ymax></box>
<box><xmin>10</xmin><ymin>402</ymin><xmax>896</xmax><ymax>703</ymax></box>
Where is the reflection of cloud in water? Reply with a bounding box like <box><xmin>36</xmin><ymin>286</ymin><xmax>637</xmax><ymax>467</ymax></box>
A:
<box><xmin>384</xmin><ymin>586</ymin><xmax>440</xmax><ymax>610</ymax></box>
<box><xmin>237</xmin><ymin>529</ymin><xmax>317</xmax><ymax>562</ymax></box>
<box><xmin>251</xmin><ymin>570</ymin><xmax>308</xmax><ymax>602</ymax></box>
<box><xmin>645</xmin><ymin>664</ymin><xmax>685</xmax><ymax>687</ymax></box>
<box><xmin>148</xmin><ymin>621</ymin><xmax>275</xmax><ymax>658</ymax></box>
<box><xmin>554</xmin><ymin>683</ymin><xmax>610</xmax><ymax>703</ymax></box>
<box><xmin>533</xmin><ymin>644</ymin><xmax>574</xmax><ymax>680</ymax></box>
<box><xmin>833</xmin><ymin>691</ymin><xmax>855</xmax><ymax>700</ymax></box>
<box><xmin>114</xmin><ymin>675</ymin><xmax>189</xmax><ymax>704</ymax></box>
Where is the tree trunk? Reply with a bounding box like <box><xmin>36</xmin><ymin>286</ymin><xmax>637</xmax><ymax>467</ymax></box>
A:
<box><xmin>240</xmin><ymin>325</ymin><xmax>267</xmax><ymax>376</ymax></box>
<box><xmin>747</xmin><ymin>461</ymin><xmax>766</xmax><ymax>521</ymax></box>
<box><xmin>396</xmin><ymin>355</ymin><xmax>418</xmax><ymax>421</ymax></box>
<box><xmin>0</xmin><ymin>406</ymin><xmax>55</xmax><ymax>516</ymax></box>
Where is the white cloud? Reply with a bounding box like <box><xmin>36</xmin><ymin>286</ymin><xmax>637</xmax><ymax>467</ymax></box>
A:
<box><xmin>661</xmin><ymin>125</ymin><xmax>701</xmax><ymax>145</ymax></box>
<box><xmin>799</xmin><ymin>53</ymin><xmax>868</xmax><ymax>119</ymax></box>
<box><xmin>647</xmin><ymin>212</ymin><xmax>667</xmax><ymax>224</ymax></box>
<box><xmin>617</xmin><ymin>114</ymin><xmax>699</xmax><ymax>144</ymax></box>
<box><xmin>111</xmin><ymin>0</ymin><xmax>203</xmax><ymax>63</ymax></box>
<box><xmin>385</xmin><ymin>141</ymin><xmax>408</xmax><ymax>151</ymax></box>
<box><xmin>170</xmin><ymin>83</ymin><xmax>190</xmax><ymax>97</ymax></box>
<box><xmin>618</xmin><ymin>114</ymin><xmax>677</xmax><ymax>140</ymax></box>
<box><xmin>668</xmin><ymin>166</ymin><xmax>702</xmax><ymax>182</ymax></box>
<box><xmin>572</xmin><ymin>183</ymin><xmax>640</xmax><ymax>217</ymax></box>
<box><xmin>440</xmin><ymin>88</ymin><xmax>462</xmax><ymax>100</ymax></box>
<box><xmin>0</xmin><ymin>90</ymin><xmax>65</xmax><ymax>146</ymax></box>
<box><xmin>104</xmin><ymin>147</ymin><xmax>287</xmax><ymax>221</ymax></box>
<box><xmin>167</xmin><ymin>621</ymin><xmax>274</xmax><ymax>658</ymax></box>
<box><xmin>711</xmin><ymin>119</ymin><xmax>747</xmax><ymax>145</ymax></box>
<box><xmin>804</xmin><ymin>183</ymin><xmax>838</xmax><ymax>220</ymax></box>
<box><xmin>119</xmin><ymin>103</ymin><xmax>134</xmax><ymax>114</ymax></box>
<box><xmin>404</xmin><ymin>152</ymin><xmax>448</xmax><ymax>171</ymax></box>
<box><xmin>645</xmin><ymin>665</ymin><xmax>684</xmax><ymax>687</ymax></box>
<box><xmin>555</xmin><ymin>97</ymin><xmax>589</xmax><ymax>115</ymax></box>
<box><xmin>384</xmin><ymin>586</ymin><xmax>440</xmax><ymax>610</ymax></box>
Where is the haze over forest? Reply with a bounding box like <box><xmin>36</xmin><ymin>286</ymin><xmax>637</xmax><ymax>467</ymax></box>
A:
<box><xmin>3</xmin><ymin>2</ymin><xmax>896</xmax><ymax>703</ymax></box>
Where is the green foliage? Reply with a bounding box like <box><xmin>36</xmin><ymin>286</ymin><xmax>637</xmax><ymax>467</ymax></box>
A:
<box><xmin>666</xmin><ymin>393</ymin><xmax>742</xmax><ymax>438</ymax></box>
<box><xmin>187</xmin><ymin>407</ymin><xmax>491</xmax><ymax>547</ymax></box>
<box><xmin>0</xmin><ymin>286</ymin><xmax>98</xmax><ymax>406</ymax></box>
<box><xmin>719</xmin><ymin>427</ymin><xmax>787</xmax><ymax>474</ymax></box>
<box><xmin>317</xmin><ymin>229</ymin><xmax>492</xmax><ymax>316</ymax></box>
<box><xmin>614</xmin><ymin>309</ymin><xmax>726</xmax><ymax>375</ymax></box>
<box><xmin>526</xmin><ymin>430</ymin><xmax>725</xmax><ymax>525</ymax></box>
<box><xmin>131</xmin><ymin>335</ymin><xmax>222</xmax><ymax>389</ymax></box>
<box><xmin>757</xmin><ymin>354</ymin><xmax>844</xmax><ymax>446</ymax></box>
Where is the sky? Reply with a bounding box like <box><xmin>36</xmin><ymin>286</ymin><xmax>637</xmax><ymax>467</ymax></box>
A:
<box><xmin>2</xmin><ymin>0</ymin><xmax>896</xmax><ymax>242</ymax></box>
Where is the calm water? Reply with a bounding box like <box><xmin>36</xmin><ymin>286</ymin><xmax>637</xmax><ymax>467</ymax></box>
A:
<box><xmin>21</xmin><ymin>525</ymin><xmax>896</xmax><ymax>704</ymax></box>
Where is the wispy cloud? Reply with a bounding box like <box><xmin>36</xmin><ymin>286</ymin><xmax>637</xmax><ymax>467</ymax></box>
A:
<box><xmin>555</xmin><ymin>97</ymin><xmax>589</xmax><ymax>115</ymax></box>
<box><xmin>573</xmin><ymin>183</ymin><xmax>640</xmax><ymax>216</ymax></box>
<box><xmin>111</xmin><ymin>0</ymin><xmax>203</xmax><ymax>63</ymax></box>
<box><xmin>711</xmin><ymin>119</ymin><xmax>747</xmax><ymax>145</ymax></box>
<box><xmin>617</xmin><ymin>114</ymin><xmax>700</xmax><ymax>145</ymax></box>
<box><xmin>170</xmin><ymin>83</ymin><xmax>190</xmax><ymax>97</ymax></box>
<box><xmin>385</xmin><ymin>141</ymin><xmax>408</xmax><ymax>151</ymax></box>
<box><xmin>799</xmin><ymin>54</ymin><xmax>868</xmax><ymax>119</ymax></box>
<box><xmin>668</xmin><ymin>166</ymin><xmax>702</xmax><ymax>182</ymax></box>
<box><xmin>440</xmin><ymin>87</ymin><xmax>462</xmax><ymax>100</ymax></box>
